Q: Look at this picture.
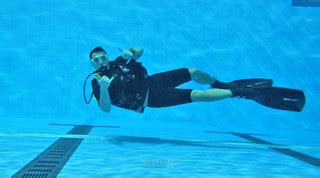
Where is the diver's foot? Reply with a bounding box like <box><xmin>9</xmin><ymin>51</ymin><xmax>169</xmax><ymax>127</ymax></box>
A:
<box><xmin>211</xmin><ymin>78</ymin><xmax>273</xmax><ymax>89</ymax></box>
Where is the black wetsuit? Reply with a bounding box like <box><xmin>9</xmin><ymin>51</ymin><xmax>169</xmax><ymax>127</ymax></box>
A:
<box><xmin>91</xmin><ymin>56</ymin><xmax>193</xmax><ymax>113</ymax></box>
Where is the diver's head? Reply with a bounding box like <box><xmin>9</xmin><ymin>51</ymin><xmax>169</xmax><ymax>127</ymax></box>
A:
<box><xmin>89</xmin><ymin>46</ymin><xmax>110</xmax><ymax>70</ymax></box>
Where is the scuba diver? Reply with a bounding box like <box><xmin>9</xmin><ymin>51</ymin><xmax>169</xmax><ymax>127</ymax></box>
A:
<box><xmin>84</xmin><ymin>46</ymin><xmax>305</xmax><ymax>113</ymax></box>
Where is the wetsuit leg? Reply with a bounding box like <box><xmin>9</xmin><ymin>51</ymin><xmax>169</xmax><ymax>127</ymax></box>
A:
<box><xmin>147</xmin><ymin>68</ymin><xmax>191</xmax><ymax>88</ymax></box>
<box><xmin>147</xmin><ymin>88</ymin><xmax>193</xmax><ymax>108</ymax></box>
<box><xmin>147</xmin><ymin>68</ymin><xmax>193</xmax><ymax>108</ymax></box>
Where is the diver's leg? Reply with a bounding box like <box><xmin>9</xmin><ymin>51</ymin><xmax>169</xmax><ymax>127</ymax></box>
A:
<box><xmin>147</xmin><ymin>87</ymin><xmax>255</xmax><ymax>108</ymax></box>
<box><xmin>149</xmin><ymin>68</ymin><xmax>192</xmax><ymax>88</ymax></box>
<box><xmin>188</xmin><ymin>68</ymin><xmax>273</xmax><ymax>89</ymax></box>
<box><xmin>188</xmin><ymin>68</ymin><xmax>216</xmax><ymax>85</ymax></box>
<box><xmin>191</xmin><ymin>87</ymin><xmax>262</xmax><ymax>102</ymax></box>
<box><xmin>191</xmin><ymin>89</ymin><xmax>233</xmax><ymax>102</ymax></box>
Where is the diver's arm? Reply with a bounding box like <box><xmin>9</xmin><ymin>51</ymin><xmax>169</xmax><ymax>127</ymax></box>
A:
<box><xmin>99</xmin><ymin>85</ymin><xmax>112</xmax><ymax>112</ymax></box>
<box><xmin>98</xmin><ymin>76</ymin><xmax>114</xmax><ymax>113</ymax></box>
<box><xmin>130</xmin><ymin>47</ymin><xmax>144</xmax><ymax>60</ymax></box>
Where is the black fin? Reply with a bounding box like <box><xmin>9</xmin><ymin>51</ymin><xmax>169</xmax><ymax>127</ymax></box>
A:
<box><xmin>252</xmin><ymin>87</ymin><xmax>306</xmax><ymax>112</ymax></box>
<box><xmin>213</xmin><ymin>78</ymin><xmax>273</xmax><ymax>89</ymax></box>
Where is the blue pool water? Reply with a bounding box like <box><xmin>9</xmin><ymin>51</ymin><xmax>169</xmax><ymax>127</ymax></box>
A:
<box><xmin>0</xmin><ymin>0</ymin><xmax>320</xmax><ymax>177</ymax></box>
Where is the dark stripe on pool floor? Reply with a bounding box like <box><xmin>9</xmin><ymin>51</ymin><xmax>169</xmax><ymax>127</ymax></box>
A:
<box><xmin>292</xmin><ymin>0</ymin><xmax>320</xmax><ymax>7</ymax></box>
<box><xmin>205</xmin><ymin>131</ymin><xmax>320</xmax><ymax>168</ymax></box>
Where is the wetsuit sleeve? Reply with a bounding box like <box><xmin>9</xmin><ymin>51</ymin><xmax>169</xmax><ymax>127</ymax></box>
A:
<box><xmin>91</xmin><ymin>79</ymin><xmax>100</xmax><ymax>103</ymax></box>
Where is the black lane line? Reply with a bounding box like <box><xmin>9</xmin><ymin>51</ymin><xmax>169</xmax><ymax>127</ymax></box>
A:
<box><xmin>106</xmin><ymin>135</ymin><xmax>264</xmax><ymax>151</ymax></box>
<box><xmin>205</xmin><ymin>131</ymin><xmax>320</xmax><ymax>168</ymax></box>
<box><xmin>12</xmin><ymin>124</ymin><xmax>119</xmax><ymax>178</ymax></box>
<box><xmin>292</xmin><ymin>0</ymin><xmax>320</xmax><ymax>7</ymax></box>
<box><xmin>49</xmin><ymin>123</ymin><xmax>120</xmax><ymax>128</ymax></box>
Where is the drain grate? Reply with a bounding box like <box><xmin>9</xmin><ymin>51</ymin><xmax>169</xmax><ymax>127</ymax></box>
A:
<box><xmin>12</xmin><ymin>125</ymin><xmax>93</xmax><ymax>178</ymax></box>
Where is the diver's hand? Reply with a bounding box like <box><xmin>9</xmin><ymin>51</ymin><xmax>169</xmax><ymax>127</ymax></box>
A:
<box><xmin>98</xmin><ymin>76</ymin><xmax>114</xmax><ymax>88</ymax></box>
<box><xmin>119</xmin><ymin>48</ymin><xmax>134</xmax><ymax>60</ymax></box>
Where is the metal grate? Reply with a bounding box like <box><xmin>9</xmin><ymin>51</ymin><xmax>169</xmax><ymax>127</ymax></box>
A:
<box><xmin>12</xmin><ymin>125</ymin><xmax>93</xmax><ymax>178</ymax></box>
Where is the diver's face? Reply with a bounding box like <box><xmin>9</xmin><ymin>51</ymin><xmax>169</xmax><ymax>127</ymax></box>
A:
<box><xmin>90</xmin><ymin>51</ymin><xmax>109</xmax><ymax>70</ymax></box>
